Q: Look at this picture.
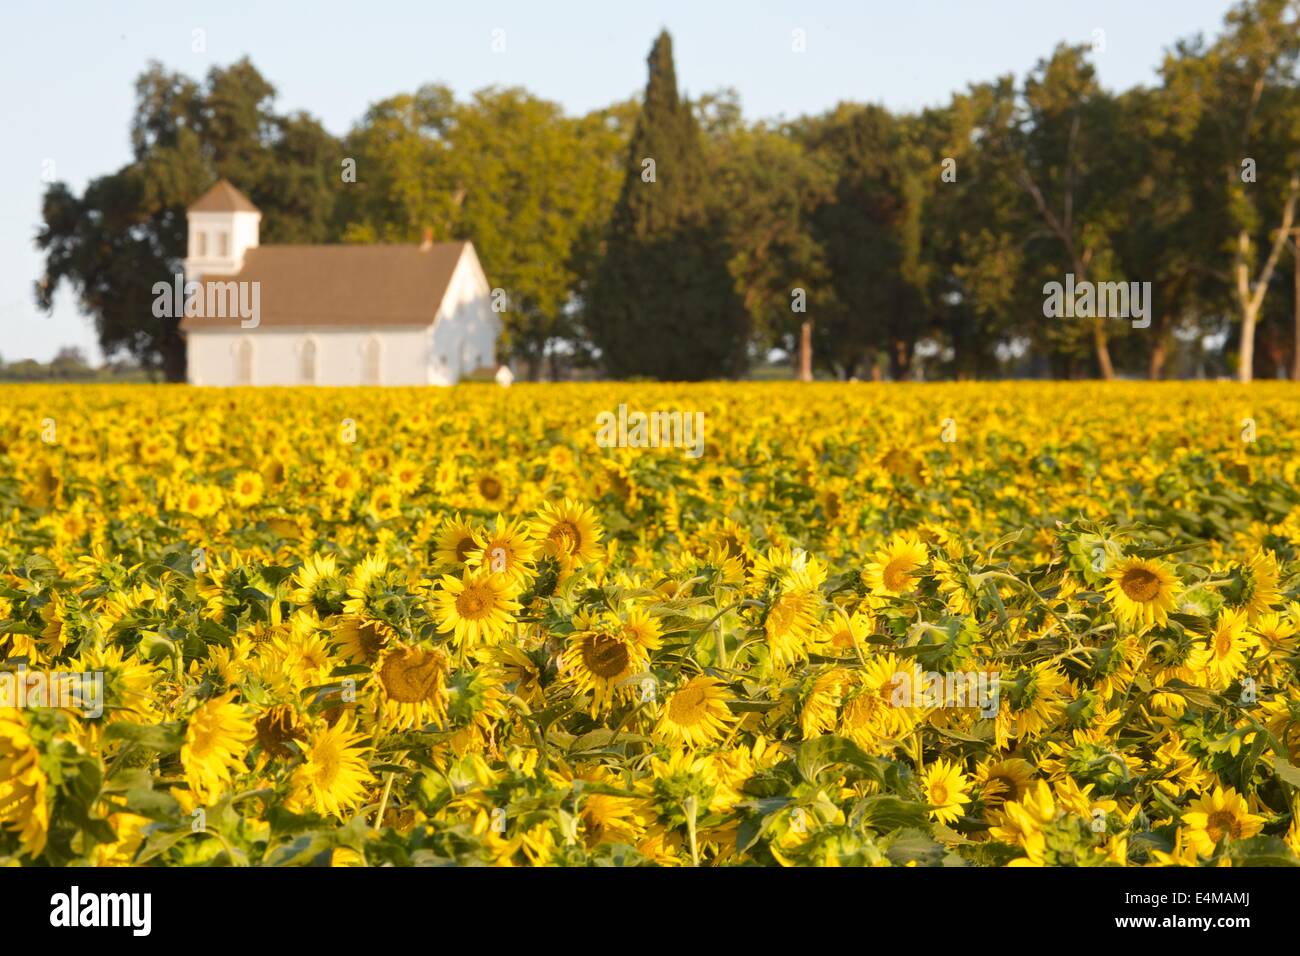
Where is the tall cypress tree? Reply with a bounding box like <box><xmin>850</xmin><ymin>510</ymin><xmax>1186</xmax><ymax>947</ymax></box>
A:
<box><xmin>587</xmin><ymin>31</ymin><xmax>747</xmax><ymax>379</ymax></box>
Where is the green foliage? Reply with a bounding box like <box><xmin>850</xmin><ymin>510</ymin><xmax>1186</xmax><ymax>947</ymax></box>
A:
<box><xmin>586</xmin><ymin>31</ymin><xmax>749</xmax><ymax>380</ymax></box>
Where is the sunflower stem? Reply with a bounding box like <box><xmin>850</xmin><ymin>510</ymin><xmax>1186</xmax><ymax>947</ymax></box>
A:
<box><xmin>374</xmin><ymin>765</ymin><xmax>398</xmax><ymax>829</ymax></box>
<box><xmin>684</xmin><ymin>794</ymin><xmax>700</xmax><ymax>867</ymax></box>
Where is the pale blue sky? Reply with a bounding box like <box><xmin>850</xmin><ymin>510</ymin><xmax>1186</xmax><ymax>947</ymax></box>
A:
<box><xmin>1</xmin><ymin>0</ymin><xmax>1237</xmax><ymax>362</ymax></box>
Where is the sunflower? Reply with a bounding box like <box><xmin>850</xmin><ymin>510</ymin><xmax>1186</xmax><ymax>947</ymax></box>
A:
<box><xmin>290</xmin><ymin>553</ymin><xmax>347</xmax><ymax>616</ymax></box>
<box><xmin>323</xmin><ymin>463</ymin><xmax>361</xmax><ymax>500</ymax></box>
<box><xmin>290</xmin><ymin>717</ymin><xmax>375</xmax><ymax>819</ymax></box>
<box><xmin>1188</xmin><ymin>608</ymin><xmax>1253</xmax><ymax>689</ymax></box>
<box><xmin>994</xmin><ymin>663</ymin><xmax>1069</xmax><ymax>747</ymax></box>
<box><xmin>546</xmin><ymin>444</ymin><xmax>576</xmax><ymax>474</ymax></box>
<box><xmin>489</xmin><ymin>643</ymin><xmax>547</xmax><ymax>704</ymax></box>
<box><xmin>934</xmin><ymin>558</ymin><xmax>980</xmax><ymax>615</ymax></box>
<box><xmin>344</xmin><ymin>552</ymin><xmax>393</xmax><ymax>602</ymax></box>
<box><xmin>433</xmin><ymin>514</ymin><xmax>481</xmax><ymax>567</ymax></box>
<box><xmin>921</xmin><ymin>758</ymin><xmax>972</xmax><ymax>824</ymax></box>
<box><xmin>375</xmin><ymin>644</ymin><xmax>449</xmax><ymax>730</ymax></box>
<box><xmin>581</xmin><ymin>789</ymin><xmax>648</xmax><ymax>847</ymax></box>
<box><xmin>388</xmin><ymin>458</ymin><xmax>424</xmax><ymax>494</ymax></box>
<box><xmin>691</xmin><ymin>542</ymin><xmax>747</xmax><ymax>587</ymax></box>
<box><xmin>432</xmin><ymin>568</ymin><xmax>520</xmax><ymax>648</ymax></box>
<box><xmin>175</xmin><ymin>483</ymin><xmax>224</xmax><ymax>518</ymax></box>
<box><xmin>465</xmin><ymin>515</ymin><xmax>539</xmax><ymax>589</ymax></box>
<box><xmin>819</xmin><ymin>609</ymin><xmax>871</xmax><ymax>656</ymax></box>
<box><xmin>878</xmin><ymin>447</ymin><xmax>924</xmax><ymax>483</ymax></box>
<box><xmin>530</xmin><ymin>498</ymin><xmax>603</xmax><ymax>569</ymax></box>
<box><xmin>749</xmin><ymin>545</ymin><xmax>828</xmax><ymax>592</ymax></box>
<box><xmin>1223</xmin><ymin>550</ymin><xmax>1282</xmax><ymax>622</ymax></box>
<box><xmin>599</xmin><ymin>459</ymin><xmax>640</xmax><ymax>510</ymax></box>
<box><xmin>473</xmin><ymin>470</ymin><xmax>509</xmax><ymax>509</ymax></box>
<box><xmin>1149</xmin><ymin>828</ymin><xmax>1203</xmax><ymax>867</ymax></box>
<box><xmin>657</xmin><ymin>676</ymin><xmax>736</xmax><ymax>747</ymax></box>
<box><xmin>77</xmin><ymin>644</ymin><xmax>161</xmax><ymax>721</ymax></box>
<box><xmin>643</xmin><ymin>750</ymin><xmax>739</xmax><ymax>825</ymax></box>
<box><xmin>254</xmin><ymin>704</ymin><xmax>305</xmax><ymax>759</ymax></box>
<box><xmin>988</xmin><ymin>779</ymin><xmax>1057</xmax><ymax>852</ymax></box>
<box><xmin>272</xmin><ymin>619</ymin><xmax>335</xmax><ymax>688</ymax></box>
<box><xmin>559</xmin><ymin>622</ymin><xmax>648</xmax><ymax>715</ymax></box>
<box><xmin>1255</xmin><ymin>609</ymin><xmax>1299</xmax><ymax>662</ymax></box>
<box><xmin>839</xmin><ymin>654</ymin><xmax>923</xmax><ymax>748</ymax></box>
<box><xmin>763</xmin><ymin>587</ymin><xmax>819</xmax><ymax>668</ymax></box>
<box><xmin>332</xmin><ymin>615</ymin><xmax>391</xmax><ymax>665</ymax></box>
<box><xmin>229</xmin><ymin>470</ymin><xmax>264</xmax><ymax>508</ymax></box>
<box><xmin>199</xmin><ymin>639</ymin><xmax>252</xmax><ymax>693</ymax></box>
<box><xmin>800</xmin><ymin>667</ymin><xmax>850</xmax><ymax>739</ymax></box>
<box><xmin>1104</xmin><ymin>557</ymin><xmax>1180</xmax><ymax>630</ymax></box>
<box><xmin>614</xmin><ymin>607</ymin><xmax>663</xmax><ymax>652</ymax></box>
<box><xmin>0</xmin><ymin>711</ymin><xmax>49</xmax><ymax>857</ymax></box>
<box><xmin>975</xmin><ymin>757</ymin><xmax>1036</xmax><ymax>812</ymax></box>
<box><xmin>1151</xmin><ymin>733</ymin><xmax>1217</xmax><ymax>797</ymax></box>
<box><xmin>366</xmin><ymin>484</ymin><xmax>403</xmax><ymax>522</ymax></box>
<box><xmin>341</xmin><ymin>552</ymin><xmax>409</xmax><ymax>636</ymax></box>
<box><xmin>1180</xmin><ymin>786</ymin><xmax>1264</xmax><ymax>858</ymax></box>
<box><xmin>862</xmin><ymin>532</ymin><xmax>927</xmax><ymax>597</ymax></box>
<box><xmin>181</xmin><ymin>693</ymin><xmax>256</xmax><ymax>803</ymax></box>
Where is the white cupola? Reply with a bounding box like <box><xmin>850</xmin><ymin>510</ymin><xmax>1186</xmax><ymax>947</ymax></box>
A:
<box><xmin>183</xmin><ymin>180</ymin><xmax>261</xmax><ymax>280</ymax></box>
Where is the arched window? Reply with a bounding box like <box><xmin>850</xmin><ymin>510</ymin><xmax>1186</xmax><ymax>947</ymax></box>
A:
<box><xmin>234</xmin><ymin>338</ymin><xmax>254</xmax><ymax>385</ymax></box>
<box><xmin>300</xmin><ymin>338</ymin><xmax>317</xmax><ymax>384</ymax></box>
<box><xmin>362</xmin><ymin>336</ymin><xmax>382</xmax><ymax>385</ymax></box>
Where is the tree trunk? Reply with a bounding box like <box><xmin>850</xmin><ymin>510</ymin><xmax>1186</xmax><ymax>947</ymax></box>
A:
<box><xmin>1236</xmin><ymin>177</ymin><xmax>1300</xmax><ymax>382</ymax></box>
<box><xmin>1238</xmin><ymin>299</ymin><xmax>1259</xmax><ymax>384</ymax></box>
<box><xmin>1148</xmin><ymin>336</ymin><xmax>1168</xmax><ymax>381</ymax></box>
<box><xmin>798</xmin><ymin>321</ymin><xmax>813</xmax><ymax>382</ymax></box>
<box><xmin>1259</xmin><ymin>321</ymin><xmax>1284</xmax><ymax>379</ymax></box>
<box><xmin>160</xmin><ymin>332</ymin><xmax>187</xmax><ymax>383</ymax></box>
<box><xmin>1293</xmin><ymin>238</ymin><xmax>1300</xmax><ymax>380</ymax></box>
<box><xmin>1093</xmin><ymin>324</ymin><xmax>1114</xmax><ymax>380</ymax></box>
<box><xmin>889</xmin><ymin>339</ymin><xmax>912</xmax><ymax>381</ymax></box>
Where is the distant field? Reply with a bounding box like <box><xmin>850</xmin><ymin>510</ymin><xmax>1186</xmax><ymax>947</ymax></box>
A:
<box><xmin>2</xmin><ymin>382</ymin><xmax>1299</xmax><ymax>866</ymax></box>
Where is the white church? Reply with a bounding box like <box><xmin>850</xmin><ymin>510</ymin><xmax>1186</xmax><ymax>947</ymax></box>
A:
<box><xmin>179</xmin><ymin>180</ymin><xmax>501</xmax><ymax>386</ymax></box>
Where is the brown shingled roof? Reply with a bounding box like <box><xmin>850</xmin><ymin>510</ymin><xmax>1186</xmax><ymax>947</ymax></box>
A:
<box><xmin>178</xmin><ymin>242</ymin><xmax>468</xmax><ymax>331</ymax></box>
<box><xmin>188</xmin><ymin>180</ymin><xmax>260</xmax><ymax>213</ymax></box>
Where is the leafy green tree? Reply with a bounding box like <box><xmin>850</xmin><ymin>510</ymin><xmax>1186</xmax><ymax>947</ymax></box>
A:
<box><xmin>1161</xmin><ymin>0</ymin><xmax>1300</xmax><ymax>381</ymax></box>
<box><xmin>450</xmin><ymin>89</ymin><xmax>628</xmax><ymax>377</ymax></box>
<box><xmin>338</xmin><ymin>86</ymin><xmax>630</xmax><ymax>377</ymax></box>
<box><xmin>795</xmin><ymin>104</ymin><xmax>926</xmax><ymax>379</ymax></box>
<box><xmin>709</xmin><ymin>122</ymin><xmax>832</xmax><ymax>378</ymax></box>
<box><xmin>1104</xmin><ymin>85</ymin><xmax>1212</xmax><ymax>379</ymax></box>
<box><xmin>336</xmin><ymin>86</ymin><xmax>460</xmax><ymax>243</ymax></box>
<box><xmin>1006</xmin><ymin>45</ymin><xmax>1130</xmax><ymax>379</ymax></box>
<box><xmin>586</xmin><ymin>31</ymin><xmax>748</xmax><ymax>379</ymax></box>
<box><xmin>908</xmin><ymin>80</ymin><xmax>1027</xmax><ymax>378</ymax></box>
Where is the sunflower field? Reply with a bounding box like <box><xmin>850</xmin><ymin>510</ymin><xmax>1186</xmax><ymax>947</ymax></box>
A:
<box><xmin>3</xmin><ymin>381</ymin><xmax>1300</xmax><ymax>867</ymax></box>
